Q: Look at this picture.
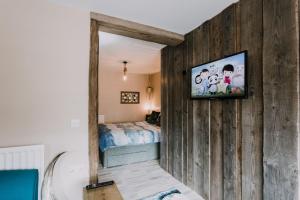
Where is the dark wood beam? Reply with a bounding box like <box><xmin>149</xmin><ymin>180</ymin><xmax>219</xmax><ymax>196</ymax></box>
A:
<box><xmin>89</xmin><ymin>19</ymin><xmax>99</xmax><ymax>184</ymax></box>
<box><xmin>91</xmin><ymin>12</ymin><xmax>184</xmax><ymax>46</ymax></box>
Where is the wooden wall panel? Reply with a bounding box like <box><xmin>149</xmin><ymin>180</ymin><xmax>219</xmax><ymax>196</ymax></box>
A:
<box><xmin>166</xmin><ymin>47</ymin><xmax>175</xmax><ymax>175</ymax></box>
<box><xmin>221</xmin><ymin>4</ymin><xmax>242</xmax><ymax>200</ymax></box>
<box><xmin>160</xmin><ymin>0</ymin><xmax>299</xmax><ymax>199</ymax></box>
<box><xmin>240</xmin><ymin>0</ymin><xmax>263</xmax><ymax>199</ymax></box>
<box><xmin>192</xmin><ymin>23</ymin><xmax>210</xmax><ymax>199</ymax></box>
<box><xmin>173</xmin><ymin>43</ymin><xmax>184</xmax><ymax>181</ymax></box>
<box><xmin>160</xmin><ymin>48</ymin><xmax>168</xmax><ymax>171</ymax></box>
<box><xmin>263</xmin><ymin>0</ymin><xmax>299</xmax><ymax>199</ymax></box>
<box><xmin>185</xmin><ymin>32</ymin><xmax>195</xmax><ymax>188</ymax></box>
<box><xmin>209</xmin><ymin>10</ymin><xmax>224</xmax><ymax>200</ymax></box>
<box><xmin>182</xmin><ymin>38</ymin><xmax>189</xmax><ymax>185</ymax></box>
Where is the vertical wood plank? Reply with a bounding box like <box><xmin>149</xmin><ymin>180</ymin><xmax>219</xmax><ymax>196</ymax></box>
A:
<box><xmin>160</xmin><ymin>48</ymin><xmax>168</xmax><ymax>171</ymax></box>
<box><xmin>192</xmin><ymin>22</ymin><xmax>210</xmax><ymax>199</ymax></box>
<box><xmin>263</xmin><ymin>0</ymin><xmax>299</xmax><ymax>199</ymax></box>
<box><xmin>240</xmin><ymin>0</ymin><xmax>263</xmax><ymax>199</ymax></box>
<box><xmin>185</xmin><ymin>32</ymin><xmax>195</xmax><ymax>188</ymax></box>
<box><xmin>221</xmin><ymin>4</ymin><xmax>242</xmax><ymax>200</ymax></box>
<box><xmin>173</xmin><ymin>43</ymin><xmax>184</xmax><ymax>181</ymax></box>
<box><xmin>89</xmin><ymin>19</ymin><xmax>99</xmax><ymax>184</ymax></box>
<box><xmin>235</xmin><ymin>5</ymin><xmax>243</xmax><ymax>200</ymax></box>
<box><xmin>182</xmin><ymin>39</ymin><xmax>189</xmax><ymax>185</ymax></box>
<box><xmin>166</xmin><ymin>47</ymin><xmax>175</xmax><ymax>175</ymax></box>
<box><xmin>209</xmin><ymin>10</ymin><xmax>224</xmax><ymax>200</ymax></box>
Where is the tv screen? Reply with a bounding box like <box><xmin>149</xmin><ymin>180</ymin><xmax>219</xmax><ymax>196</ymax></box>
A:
<box><xmin>191</xmin><ymin>51</ymin><xmax>247</xmax><ymax>99</ymax></box>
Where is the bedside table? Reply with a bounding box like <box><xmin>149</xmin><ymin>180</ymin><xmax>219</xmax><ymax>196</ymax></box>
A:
<box><xmin>84</xmin><ymin>183</ymin><xmax>123</xmax><ymax>200</ymax></box>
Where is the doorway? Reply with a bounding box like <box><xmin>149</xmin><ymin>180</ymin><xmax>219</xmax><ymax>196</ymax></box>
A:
<box><xmin>88</xmin><ymin>13</ymin><xmax>184</xmax><ymax>183</ymax></box>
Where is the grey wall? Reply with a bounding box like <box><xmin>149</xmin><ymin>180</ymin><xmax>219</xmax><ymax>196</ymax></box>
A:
<box><xmin>160</xmin><ymin>0</ymin><xmax>299</xmax><ymax>199</ymax></box>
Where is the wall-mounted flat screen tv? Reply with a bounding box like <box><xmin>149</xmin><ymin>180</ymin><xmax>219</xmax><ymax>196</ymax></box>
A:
<box><xmin>191</xmin><ymin>51</ymin><xmax>247</xmax><ymax>99</ymax></box>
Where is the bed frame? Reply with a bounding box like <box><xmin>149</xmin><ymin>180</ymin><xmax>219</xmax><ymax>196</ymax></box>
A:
<box><xmin>100</xmin><ymin>143</ymin><xmax>160</xmax><ymax>168</ymax></box>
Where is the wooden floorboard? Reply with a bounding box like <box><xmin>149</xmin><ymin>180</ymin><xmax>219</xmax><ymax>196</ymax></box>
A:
<box><xmin>98</xmin><ymin>160</ymin><xmax>203</xmax><ymax>200</ymax></box>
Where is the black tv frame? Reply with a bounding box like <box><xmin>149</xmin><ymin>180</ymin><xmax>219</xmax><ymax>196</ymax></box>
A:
<box><xmin>190</xmin><ymin>50</ymin><xmax>248</xmax><ymax>100</ymax></box>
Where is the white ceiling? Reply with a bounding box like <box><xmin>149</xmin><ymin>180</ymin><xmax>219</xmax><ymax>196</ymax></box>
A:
<box><xmin>49</xmin><ymin>0</ymin><xmax>238</xmax><ymax>74</ymax></box>
<box><xmin>99</xmin><ymin>32</ymin><xmax>164</xmax><ymax>74</ymax></box>
<box><xmin>50</xmin><ymin>0</ymin><xmax>237</xmax><ymax>34</ymax></box>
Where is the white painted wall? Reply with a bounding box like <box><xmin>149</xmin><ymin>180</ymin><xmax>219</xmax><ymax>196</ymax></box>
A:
<box><xmin>0</xmin><ymin>0</ymin><xmax>89</xmax><ymax>199</ymax></box>
<box><xmin>98</xmin><ymin>68</ymin><xmax>149</xmax><ymax>123</ymax></box>
<box><xmin>150</xmin><ymin>72</ymin><xmax>161</xmax><ymax>111</ymax></box>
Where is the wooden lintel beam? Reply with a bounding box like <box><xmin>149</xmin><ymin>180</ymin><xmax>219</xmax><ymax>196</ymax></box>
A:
<box><xmin>91</xmin><ymin>12</ymin><xmax>184</xmax><ymax>46</ymax></box>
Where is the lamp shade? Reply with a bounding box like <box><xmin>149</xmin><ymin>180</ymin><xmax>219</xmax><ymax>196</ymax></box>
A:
<box><xmin>147</xmin><ymin>86</ymin><xmax>153</xmax><ymax>94</ymax></box>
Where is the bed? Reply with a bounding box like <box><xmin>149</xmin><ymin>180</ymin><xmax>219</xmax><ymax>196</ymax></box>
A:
<box><xmin>99</xmin><ymin>121</ymin><xmax>161</xmax><ymax>168</ymax></box>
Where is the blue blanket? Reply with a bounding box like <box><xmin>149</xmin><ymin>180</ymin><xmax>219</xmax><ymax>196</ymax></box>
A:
<box><xmin>99</xmin><ymin>121</ymin><xmax>161</xmax><ymax>152</ymax></box>
<box><xmin>0</xmin><ymin>169</ymin><xmax>39</xmax><ymax>200</ymax></box>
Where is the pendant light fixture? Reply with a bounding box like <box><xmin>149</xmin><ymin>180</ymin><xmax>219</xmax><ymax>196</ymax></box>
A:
<box><xmin>123</xmin><ymin>61</ymin><xmax>128</xmax><ymax>81</ymax></box>
<box><xmin>147</xmin><ymin>74</ymin><xmax>153</xmax><ymax>95</ymax></box>
<box><xmin>146</xmin><ymin>74</ymin><xmax>153</xmax><ymax>114</ymax></box>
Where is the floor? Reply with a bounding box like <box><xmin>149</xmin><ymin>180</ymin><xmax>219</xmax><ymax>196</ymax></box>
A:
<box><xmin>98</xmin><ymin>160</ymin><xmax>203</xmax><ymax>200</ymax></box>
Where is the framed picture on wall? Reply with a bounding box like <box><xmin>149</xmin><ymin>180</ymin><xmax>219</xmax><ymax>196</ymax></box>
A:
<box><xmin>120</xmin><ymin>91</ymin><xmax>140</xmax><ymax>104</ymax></box>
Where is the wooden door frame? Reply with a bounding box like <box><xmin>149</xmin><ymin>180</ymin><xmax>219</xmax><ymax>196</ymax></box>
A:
<box><xmin>88</xmin><ymin>19</ymin><xmax>99</xmax><ymax>184</ymax></box>
<box><xmin>88</xmin><ymin>13</ymin><xmax>184</xmax><ymax>183</ymax></box>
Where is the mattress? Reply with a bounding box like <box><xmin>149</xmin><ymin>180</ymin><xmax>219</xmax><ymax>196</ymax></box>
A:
<box><xmin>99</xmin><ymin>121</ymin><xmax>161</xmax><ymax>152</ymax></box>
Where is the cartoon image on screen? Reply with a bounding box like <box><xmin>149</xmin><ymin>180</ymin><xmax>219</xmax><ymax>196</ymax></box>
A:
<box><xmin>191</xmin><ymin>51</ymin><xmax>246</xmax><ymax>99</ymax></box>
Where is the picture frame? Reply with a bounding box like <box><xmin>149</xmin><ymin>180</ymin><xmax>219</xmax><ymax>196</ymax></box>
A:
<box><xmin>120</xmin><ymin>91</ymin><xmax>140</xmax><ymax>104</ymax></box>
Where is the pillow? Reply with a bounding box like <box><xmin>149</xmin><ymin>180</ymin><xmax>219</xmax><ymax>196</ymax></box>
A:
<box><xmin>147</xmin><ymin>111</ymin><xmax>160</xmax><ymax>124</ymax></box>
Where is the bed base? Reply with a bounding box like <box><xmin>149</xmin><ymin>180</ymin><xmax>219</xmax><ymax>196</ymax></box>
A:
<box><xmin>100</xmin><ymin>143</ymin><xmax>160</xmax><ymax>168</ymax></box>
